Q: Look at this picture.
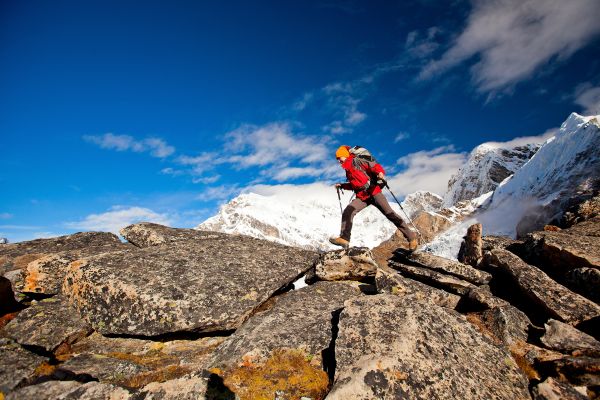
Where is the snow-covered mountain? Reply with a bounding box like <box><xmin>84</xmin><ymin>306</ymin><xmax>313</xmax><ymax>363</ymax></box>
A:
<box><xmin>443</xmin><ymin>142</ymin><xmax>539</xmax><ymax>207</ymax></box>
<box><xmin>427</xmin><ymin>113</ymin><xmax>600</xmax><ymax>258</ymax></box>
<box><xmin>197</xmin><ymin>184</ymin><xmax>442</xmax><ymax>251</ymax></box>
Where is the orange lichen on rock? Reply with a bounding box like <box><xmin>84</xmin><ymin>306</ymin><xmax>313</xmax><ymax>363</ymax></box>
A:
<box><xmin>543</xmin><ymin>225</ymin><xmax>561</xmax><ymax>232</ymax></box>
<box><xmin>120</xmin><ymin>365</ymin><xmax>192</xmax><ymax>389</ymax></box>
<box><xmin>0</xmin><ymin>311</ymin><xmax>20</xmax><ymax>330</ymax></box>
<box><xmin>34</xmin><ymin>361</ymin><xmax>58</xmax><ymax>377</ymax></box>
<box><xmin>217</xmin><ymin>349</ymin><xmax>330</xmax><ymax>400</ymax></box>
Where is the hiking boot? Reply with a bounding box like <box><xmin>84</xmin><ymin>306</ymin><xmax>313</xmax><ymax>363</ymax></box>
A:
<box><xmin>408</xmin><ymin>238</ymin><xmax>418</xmax><ymax>252</ymax></box>
<box><xmin>329</xmin><ymin>237</ymin><xmax>349</xmax><ymax>249</ymax></box>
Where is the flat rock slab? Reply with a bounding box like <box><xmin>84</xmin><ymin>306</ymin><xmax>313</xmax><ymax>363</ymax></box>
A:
<box><xmin>22</xmin><ymin>243</ymin><xmax>133</xmax><ymax>295</ymax></box>
<box><xmin>404</xmin><ymin>251</ymin><xmax>492</xmax><ymax>285</ymax></box>
<box><xmin>528</xmin><ymin>231</ymin><xmax>600</xmax><ymax>273</ymax></box>
<box><xmin>310</xmin><ymin>248</ymin><xmax>378</xmax><ymax>282</ymax></box>
<box><xmin>120</xmin><ymin>222</ymin><xmax>230</xmax><ymax>248</ymax></box>
<box><xmin>563</xmin><ymin>216</ymin><xmax>600</xmax><ymax>237</ymax></box>
<box><xmin>482</xmin><ymin>235</ymin><xmax>521</xmax><ymax>251</ymax></box>
<box><xmin>139</xmin><ymin>374</ymin><xmax>209</xmax><ymax>400</ymax></box>
<box><xmin>5</xmin><ymin>380</ymin><xmax>132</xmax><ymax>400</ymax></box>
<box><xmin>64</xmin><ymin>234</ymin><xmax>318</xmax><ymax>335</ymax></box>
<box><xmin>487</xmin><ymin>249</ymin><xmax>600</xmax><ymax>325</ymax></box>
<box><xmin>466</xmin><ymin>285</ymin><xmax>512</xmax><ymax>310</ymax></box>
<box><xmin>532</xmin><ymin>377</ymin><xmax>588</xmax><ymax>400</ymax></box>
<box><xmin>209</xmin><ymin>281</ymin><xmax>362</xmax><ymax>400</ymax></box>
<box><xmin>389</xmin><ymin>260</ymin><xmax>476</xmax><ymax>295</ymax></box>
<box><xmin>0</xmin><ymin>339</ymin><xmax>47</xmax><ymax>393</ymax></box>
<box><xmin>0</xmin><ymin>232</ymin><xmax>120</xmax><ymax>275</ymax></box>
<box><xmin>541</xmin><ymin>319</ymin><xmax>600</xmax><ymax>357</ymax></box>
<box><xmin>57</xmin><ymin>332</ymin><xmax>224</xmax><ymax>389</ymax></box>
<box><xmin>3</xmin><ymin>296</ymin><xmax>91</xmax><ymax>352</ymax></box>
<box><xmin>375</xmin><ymin>265</ymin><xmax>460</xmax><ymax>309</ymax></box>
<box><xmin>327</xmin><ymin>295</ymin><xmax>530</xmax><ymax>400</ymax></box>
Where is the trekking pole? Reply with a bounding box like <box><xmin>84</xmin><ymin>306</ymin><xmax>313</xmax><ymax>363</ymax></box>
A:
<box><xmin>381</xmin><ymin>180</ymin><xmax>423</xmax><ymax>241</ymax></box>
<box><xmin>335</xmin><ymin>186</ymin><xmax>344</xmax><ymax>216</ymax></box>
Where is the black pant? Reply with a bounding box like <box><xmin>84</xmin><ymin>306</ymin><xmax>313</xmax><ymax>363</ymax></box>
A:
<box><xmin>340</xmin><ymin>193</ymin><xmax>416</xmax><ymax>242</ymax></box>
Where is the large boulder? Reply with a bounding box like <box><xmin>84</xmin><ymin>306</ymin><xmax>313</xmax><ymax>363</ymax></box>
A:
<box><xmin>2</xmin><ymin>296</ymin><xmax>91</xmax><ymax>352</ymax></box>
<box><xmin>119</xmin><ymin>222</ymin><xmax>229</xmax><ymax>248</ymax></box>
<box><xmin>209</xmin><ymin>281</ymin><xmax>362</xmax><ymax>400</ymax></box>
<box><xmin>0</xmin><ymin>232</ymin><xmax>120</xmax><ymax>275</ymax></box>
<box><xmin>375</xmin><ymin>265</ymin><xmax>460</xmax><ymax>309</ymax></box>
<box><xmin>308</xmin><ymin>248</ymin><xmax>378</xmax><ymax>282</ymax></box>
<box><xmin>21</xmin><ymin>243</ymin><xmax>132</xmax><ymax>295</ymax></box>
<box><xmin>326</xmin><ymin>295</ymin><xmax>530</xmax><ymax>399</ymax></box>
<box><xmin>485</xmin><ymin>249</ymin><xmax>600</xmax><ymax>326</ymax></box>
<box><xmin>63</xmin><ymin>233</ymin><xmax>318</xmax><ymax>336</ymax></box>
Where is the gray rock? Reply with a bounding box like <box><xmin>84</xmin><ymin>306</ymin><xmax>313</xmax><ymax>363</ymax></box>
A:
<box><xmin>375</xmin><ymin>265</ymin><xmax>460</xmax><ymax>309</ymax></box>
<box><xmin>537</xmin><ymin>356</ymin><xmax>600</xmax><ymax>386</ymax></box>
<box><xmin>0</xmin><ymin>339</ymin><xmax>47</xmax><ymax>393</ymax></box>
<box><xmin>22</xmin><ymin>243</ymin><xmax>132</xmax><ymax>295</ymax></box>
<box><xmin>532</xmin><ymin>377</ymin><xmax>588</xmax><ymax>400</ymax></box>
<box><xmin>485</xmin><ymin>249</ymin><xmax>600</xmax><ymax>325</ymax></box>
<box><xmin>6</xmin><ymin>381</ymin><xmax>132</xmax><ymax>400</ymax></box>
<box><xmin>540</xmin><ymin>319</ymin><xmax>600</xmax><ymax>357</ymax></box>
<box><xmin>56</xmin><ymin>332</ymin><xmax>224</xmax><ymax>389</ymax></box>
<box><xmin>480</xmin><ymin>305</ymin><xmax>531</xmax><ymax>346</ymax></box>
<box><xmin>3</xmin><ymin>296</ymin><xmax>91</xmax><ymax>352</ymax></box>
<box><xmin>389</xmin><ymin>260</ymin><xmax>476</xmax><ymax>295</ymax></box>
<box><xmin>3</xmin><ymin>269</ymin><xmax>25</xmax><ymax>302</ymax></box>
<box><xmin>0</xmin><ymin>231</ymin><xmax>120</xmax><ymax>275</ymax></box>
<box><xmin>119</xmin><ymin>222</ymin><xmax>229</xmax><ymax>248</ymax></box>
<box><xmin>405</xmin><ymin>251</ymin><xmax>491</xmax><ymax>285</ymax></box>
<box><xmin>310</xmin><ymin>248</ymin><xmax>378</xmax><ymax>282</ymax></box>
<box><xmin>327</xmin><ymin>295</ymin><xmax>530</xmax><ymax>400</ymax></box>
<box><xmin>564</xmin><ymin>267</ymin><xmax>600</xmax><ymax>303</ymax></box>
<box><xmin>466</xmin><ymin>285</ymin><xmax>511</xmax><ymax>310</ymax></box>
<box><xmin>209</xmin><ymin>281</ymin><xmax>362</xmax><ymax>399</ymax></box>
<box><xmin>482</xmin><ymin>235</ymin><xmax>520</xmax><ymax>251</ymax></box>
<box><xmin>63</xmin><ymin>234</ymin><xmax>318</xmax><ymax>335</ymax></box>
<box><xmin>139</xmin><ymin>374</ymin><xmax>209</xmax><ymax>399</ymax></box>
<box><xmin>563</xmin><ymin>215</ymin><xmax>600</xmax><ymax>237</ymax></box>
<box><xmin>458</xmin><ymin>223</ymin><xmax>483</xmax><ymax>267</ymax></box>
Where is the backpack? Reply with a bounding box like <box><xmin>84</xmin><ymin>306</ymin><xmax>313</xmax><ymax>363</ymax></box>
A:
<box><xmin>349</xmin><ymin>146</ymin><xmax>376</xmax><ymax>163</ymax></box>
<box><xmin>349</xmin><ymin>146</ymin><xmax>380</xmax><ymax>190</ymax></box>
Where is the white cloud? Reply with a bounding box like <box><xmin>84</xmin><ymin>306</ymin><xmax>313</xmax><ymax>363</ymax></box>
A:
<box><xmin>394</xmin><ymin>132</ymin><xmax>410</xmax><ymax>143</ymax></box>
<box><xmin>481</xmin><ymin>128</ymin><xmax>557</xmax><ymax>149</ymax></box>
<box><xmin>387</xmin><ymin>146</ymin><xmax>468</xmax><ymax>197</ymax></box>
<box><xmin>192</xmin><ymin>175</ymin><xmax>221</xmax><ymax>184</ymax></box>
<box><xmin>66</xmin><ymin>206</ymin><xmax>173</xmax><ymax>234</ymax></box>
<box><xmin>84</xmin><ymin>133</ymin><xmax>175</xmax><ymax>158</ymax></box>
<box><xmin>420</xmin><ymin>0</ymin><xmax>600</xmax><ymax>92</ymax></box>
<box><xmin>574</xmin><ymin>84</ymin><xmax>600</xmax><ymax>115</ymax></box>
<box><xmin>195</xmin><ymin>185</ymin><xmax>241</xmax><ymax>203</ymax></box>
<box><xmin>405</xmin><ymin>27</ymin><xmax>442</xmax><ymax>59</ymax></box>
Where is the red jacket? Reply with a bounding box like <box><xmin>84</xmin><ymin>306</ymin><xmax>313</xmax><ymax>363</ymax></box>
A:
<box><xmin>340</xmin><ymin>155</ymin><xmax>385</xmax><ymax>200</ymax></box>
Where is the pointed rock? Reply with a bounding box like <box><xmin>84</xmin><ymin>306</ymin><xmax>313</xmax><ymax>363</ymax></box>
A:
<box><xmin>485</xmin><ymin>249</ymin><xmax>600</xmax><ymax>325</ymax></box>
<box><xmin>532</xmin><ymin>377</ymin><xmax>588</xmax><ymax>400</ymax></box>
<box><xmin>375</xmin><ymin>265</ymin><xmax>460</xmax><ymax>309</ymax></box>
<box><xmin>327</xmin><ymin>295</ymin><xmax>530</xmax><ymax>399</ymax></box>
<box><xmin>209</xmin><ymin>281</ymin><xmax>362</xmax><ymax>400</ymax></box>
<box><xmin>458</xmin><ymin>223</ymin><xmax>483</xmax><ymax>267</ymax></box>
<box><xmin>404</xmin><ymin>251</ymin><xmax>491</xmax><ymax>285</ymax></box>
<box><xmin>63</xmin><ymin>233</ymin><xmax>318</xmax><ymax>336</ymax></box>
<box><xmin>309</xmin><ymin>247</ymin><xmax>378</xmax><ymax>282</ymax></box>
<box><xmin>0</xmin><ymin>231</ymin><xmax>121</xmax><ymax>275</ymax></box>
<box><xmin>389</xmin><ymin>260</ymin><xmax>476</xmax><ymax>295</ymax></box>
<box><xmin>540</xmin><ymin>319</ymin><xmax>600</xmax><ymax>357</ymax></box>
<box><xmin>3</xmin><ymin>296</ymin><xmax>91</xmax><ymax>352</ymax></box>
<box><xmin>120</xmin><ymin>222</ymin><xmax>229</xmax><ymax>248</ymax></box>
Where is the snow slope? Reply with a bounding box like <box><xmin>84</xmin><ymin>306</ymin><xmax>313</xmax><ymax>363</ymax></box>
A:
<box><xmin>427</xmin><ymin>113</ymin><xmax>600</xmax><ymax>258</ymax></box>
<box><xmin>197</xmin><ymin>184</ymin><xmax>442</xmax><ymax>251</ymax></box>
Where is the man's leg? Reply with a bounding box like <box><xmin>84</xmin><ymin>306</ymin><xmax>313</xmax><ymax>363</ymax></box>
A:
<box><xmin>371</xmin><ymin>193</ymin><xmax>417</xmax><ymax>243</ymax></box>
<box><xmin>340</xmin><ymin>197</ymin><xmax>368</xmax><ymax>241</ymax></box>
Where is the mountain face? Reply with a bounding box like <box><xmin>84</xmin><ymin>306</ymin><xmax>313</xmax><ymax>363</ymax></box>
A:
<box><xmin>197</xmin><ymin>189</ymin><xmax>443</xmax><ymax>251</ymax></box>
<box><xmin>442</xmin><ymin>143</ymin><xmax>539</xmax><ymax>208</ymax></box>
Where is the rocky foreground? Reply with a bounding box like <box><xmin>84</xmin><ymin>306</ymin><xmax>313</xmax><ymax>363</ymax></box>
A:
<box><xmin>1</xmin><ymin>220</ymin><xmax>599</xmax><ymax>399</ymax></box>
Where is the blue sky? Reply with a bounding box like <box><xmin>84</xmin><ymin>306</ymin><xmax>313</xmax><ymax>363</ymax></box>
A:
<box><xmin>2</xmin><ymin>0</ymin><xmax>600</xmax><ymax>242</ymax></box>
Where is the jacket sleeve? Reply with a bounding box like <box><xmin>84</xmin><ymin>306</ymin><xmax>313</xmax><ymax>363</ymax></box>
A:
<box><xmin>370</xmin><ymin>162</ymin><xmax>385</xmax><ymax>176</ymax></box>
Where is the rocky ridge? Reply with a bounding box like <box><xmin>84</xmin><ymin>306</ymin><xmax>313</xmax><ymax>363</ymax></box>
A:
<box><xmin>1</xmin><ymin>218</ymin><xmax>599</xmax><ymax>399</ymax></box>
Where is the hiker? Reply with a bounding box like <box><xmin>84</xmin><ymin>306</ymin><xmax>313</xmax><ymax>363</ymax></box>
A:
<box><xmin>329</xmin><ymin>145</ymin><xmax>418</xmax><ymax>251</ymax></box>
